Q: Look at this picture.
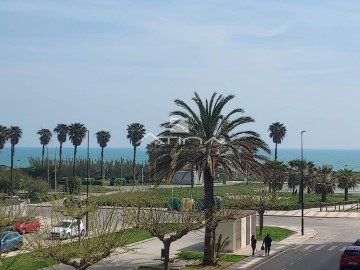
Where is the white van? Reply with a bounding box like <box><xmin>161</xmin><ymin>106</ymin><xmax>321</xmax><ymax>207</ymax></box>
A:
<box><xmin>49</xmin><ymin>219</ymin><xmax>85</xmax><ymax>239</ymax></box>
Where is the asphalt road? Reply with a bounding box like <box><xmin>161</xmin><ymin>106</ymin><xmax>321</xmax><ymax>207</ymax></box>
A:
<box><xmin>253</xmin><ymin>216</ymin><xmax>360</xmax><ymax>270</ymax></box>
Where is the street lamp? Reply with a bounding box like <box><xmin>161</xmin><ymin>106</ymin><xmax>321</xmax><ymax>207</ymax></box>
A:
<box><xmin>86</xmin><ymin>130</ymin><xmax>90</xmax><ymax>234</ymax></box>
<box><xmin>47</xmin><ymin>146</ymin><xmax>50</xmax><ymax>189</ymax></box>
<box><xmin>300</xmin><ymin>130</ymin><xmax>306</xmax><ymax>236</ymax></box>
<box><xmin>54</xmin><ymin>146</ymin><xmax>58</xmax><ymax>192</ymax></box>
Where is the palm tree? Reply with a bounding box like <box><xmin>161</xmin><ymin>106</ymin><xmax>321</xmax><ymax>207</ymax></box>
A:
<box><xmin>314</xmin><ymin>165</ymin><xmax>336</xmax><ymax>202</ymax></box>
<box><xmin>53</xmin><ymin>124</ymin><xmax>69</xmax><ymax>174</ymax></box>
<box><xmin>156</xmin><ymin>92</ymin><xmax>270</xmax><ymax>266</ymax></box>
<box><xmin>68</xmin><ymin>123</ymin><xmax>88</xmax><ymax>177</ymax></box>
<box><xmin>146</xmin><ymin>141</ymin><xmax>159</xmax><ymax>180</ymax></box>
<box><xmin>37</xmin><ymin>128</ymin><xmax>52</xmax><ymax>166</ymax></box>
<box><xmin>264</xmin><ymin>160</ymin><xmax>287</xmax><ymax>192</ymax></box>
<box><xmin>268</xmin><ymin>122</ymin><xmax>287</xmax><ymax>161</ymax></box>
<box><xmin>95</xmin><ymin>130</ymin><xmax>111</xmax><ymax>178</ymax></box>
<box><xmin>0</xmin><ymin>125</ymin><xmax>9</xmax><ymax>150</ymax></box>
<box><xmin>9</xmin><ymin>126</ymin><xmax>22</xmax><ymax>194</ymax></box>
<box><xmin>126</xmin><ymin>123</ymin><xmax>146</xmax><ymax>184</ymax></box>
<box><xmin>337</xmin><ymin>168</ymin><xmax>359</xmax><ymax>201</ymax></box>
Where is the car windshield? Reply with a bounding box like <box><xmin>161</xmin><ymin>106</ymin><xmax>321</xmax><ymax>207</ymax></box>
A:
<box><xmin>55</xmin><ymin>221</ymin><xmax>71</xmax><ymax>227</ymax></box>
<box><xmin>344</xmin><ymin>250</ymin><xmax>360</xmax><ymax>256</ymax></box>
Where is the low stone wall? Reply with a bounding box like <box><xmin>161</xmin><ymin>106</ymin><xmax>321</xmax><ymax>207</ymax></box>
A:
<box><xmin>0</xmin><ymin>200</ymin><xmax>27</xmax><ymax>217</ymax></box>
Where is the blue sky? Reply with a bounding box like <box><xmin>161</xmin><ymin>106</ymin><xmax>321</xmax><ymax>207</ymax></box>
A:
<box><xmin>1</xmin><ymin>0</ymin><xmax>360</xmax><ymax>149</ymax></box>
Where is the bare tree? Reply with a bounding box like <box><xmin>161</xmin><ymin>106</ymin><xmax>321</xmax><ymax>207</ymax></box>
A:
<box><xmin>26</xmin><ymin>194</ymin><xmax>138</xmax><ymax>270</ymax></box>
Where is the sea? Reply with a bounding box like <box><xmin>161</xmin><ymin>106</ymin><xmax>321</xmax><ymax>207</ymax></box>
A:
<box><xmin>0</xmin><ymin>147</ymin><xmax>360</xmax><ymax>171</ymax></box>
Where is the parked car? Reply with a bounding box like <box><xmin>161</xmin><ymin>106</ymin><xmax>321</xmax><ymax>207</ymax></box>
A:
<box><xmin>14</xmin><ymin>217</ymin><xmax>41</xmax><ymax>234</ymax></box>
<box><xmin>63</xmin><ymin>196</ymin><xmax>86</xmax><ymax>207</ymax></box>
<box><xmin>1</xmin><ymin>231</ymin><xmax>23</xmax><ymax>253</ymax></box>
<box><xmin>49</xmin><ymin>219</ymin><xmax>85</xmax><ymax>239</ymax></box>
<box><xmin>353</xmin><ymin>239</ymin><xmax>360</xmax><ymax>246</ymax></box>
<box><xmin>339</xmin><ymin>245</ymin><xmax>360</xmax><ymax>270</ymax></box>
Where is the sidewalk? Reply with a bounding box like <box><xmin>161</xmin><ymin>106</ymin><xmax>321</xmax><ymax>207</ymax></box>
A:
<box><xmin>266</xmin><ymin>206</ymin><xmax>360</xmax><ymax>218</ymax></box>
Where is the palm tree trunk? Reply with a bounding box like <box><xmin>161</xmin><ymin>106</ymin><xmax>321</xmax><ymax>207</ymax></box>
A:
<box><xmin>259</xmin><ymin>210</ymin><xmax>265</xmax><ymax>236</ymax></box>
<box><xmin>73</xmin><ymin>146</ymin><xmax>77</xmax><ymax>177</ymax></box>
<box><xmin>203</xmin><ymin>164</ymin><xmax>216</xmax><ymax>266</ymax></box>
<box><xmin>101</xmin><ymin>147</ymin><xmax>104</xmax><ymax>179</ymax></box>
<box><xmin>190</xmin><ymin>169</ymin><xmax>194</xmax><ymax>188</ymax></box>
<box><xmin>321</xmin><ymin>183</ymin><xmax>326</xmax><ymax>202</ymax></box>
<box><xmin>59</xmin><ymin>143</ymin><xmax>63</xmax><ymax>177</ymax></box>
<box><xmin>10</xmin><ymin>144</ymin><xmax>14</xmax><ymax>195</ymax></box>
<box><xmin>274</xmin><ymin>143</ymin><xmax>278</xmax><ymax>161</ymax></box>
<box><xmin>345</xmin><ymin>187</ymin><xmax>349</xmax><ymax>201</ymax></box>
<box><xmin>132</xmin><ymin>145</ymin><xmax>137</xmax><ymax>185</ymax></box>
<box><xmin>41</xmin><ymin>145</ymin><xmax>45</xmax><ymax>167</ymax></box>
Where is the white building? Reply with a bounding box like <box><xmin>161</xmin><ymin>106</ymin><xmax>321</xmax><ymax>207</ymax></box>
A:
<box><xmin>173</xmin><ymin>171</ymin><xmax>203</xmax><ymax>185</ymax></box>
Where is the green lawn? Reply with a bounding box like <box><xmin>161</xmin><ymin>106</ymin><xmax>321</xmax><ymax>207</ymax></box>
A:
<box><xmin>256</xmin><ymin>226</ymin><xmax>295</xmax><ymax>241</ymax></box>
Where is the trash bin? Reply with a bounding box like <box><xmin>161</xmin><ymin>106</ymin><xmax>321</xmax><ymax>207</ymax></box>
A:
<box><xmin>196</xmin><ymin>197</ymin><xmax>222</xmax><ymax>211</ymax></box>
<box><xmin>181</xmin><ymin>198</ymin><xmax>194</xmax><ymax>211</ymax></box>
<box><xmin>196</xmin><ymin>198</ymin><xmax>206</xmax><ymax>211</ymax></box>
<box><xmin>169</xmin><ymin>197</ymin><xmax>181</xmax><ymax>211</ymax></box>
<box><xmin>161</xmin><ymin>248</ymin><xmax>165</xmax><ymax>261</ymax></box>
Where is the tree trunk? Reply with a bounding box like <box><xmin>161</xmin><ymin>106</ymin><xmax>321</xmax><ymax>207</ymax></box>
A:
<box><xmin>321</xmin><ymin>184</ymin><xmax>327</xmax><ymax>202</ymax></box>
<box><xmin>59</xmin><ymin>143</ymin><xmax>63</xmax><ymax>177</ymax></box>
<box><xmin>259</xmin><ymin>210</ymin><xmax>265</xmax><ymax>236</ymax></box>
<box><xmin>73</xmin><ymin>146</ymin><xmax>77</xmax><ymax>177</ymax></box>
<box><xmin>190</xmin><ymin>170</ymin><xmax>194</xmax><ymax>188</ymax></box>
<box><xmin>41</xmin><ymin>145</ymin><xmax>45</xmax><ymax>167</ymax></box>
<box><xmin>101</xmin><ymin>147</ymin><xmax>104</xmax><ymax>179</ymax></box>
<box><xmin>274</xmin><ymin>143</ymin><xmax>278</xmax><ymax>161</ymax></box>
<box><xmin>345</xmin><ymin>187</ymin><xmax>349</xmax><ymax>201</ymax></box>
<box><xmin>202</xmin><ymin>164</ymin><xmax>216</xmax><ymax>266</ymax></box>
<box><xmin>132</xmin><ymin>145</ymin><xmax>137</xmax><ymax>185</ymax></box>
<box><xmin>10</xmin><ymin>144</ymin><xmax>14</xmax><ymax>195</ymax></box>
<box><xmin>162</xmin><ymin>240</ymin><xmax>171</xmax><ymax>270</ymax></box>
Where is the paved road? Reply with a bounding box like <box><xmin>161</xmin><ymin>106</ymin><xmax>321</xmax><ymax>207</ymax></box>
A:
<box><xmin>250</xmin><ymin>217</ymin><xmax>360</xmax><ymax>270</ymax></box>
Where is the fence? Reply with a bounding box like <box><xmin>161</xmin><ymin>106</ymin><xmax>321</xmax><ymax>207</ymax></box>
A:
<box><xmin>319</xmin><ymin>200</ymin><xmax>360</xmax><ymax>212</ymax></box>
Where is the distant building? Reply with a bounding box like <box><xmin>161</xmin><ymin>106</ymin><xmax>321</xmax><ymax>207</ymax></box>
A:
<box><xmin>173</xmin><ymin>171</ymin><xmax>203</xmax><ymax>185</ymax></box>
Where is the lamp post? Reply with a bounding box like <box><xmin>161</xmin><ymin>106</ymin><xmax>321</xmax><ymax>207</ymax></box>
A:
<box><xmin>54</xmin><ymin>146</ymin><xmax>58</xmax><ymax>192</ymax></box>
<box><xmin>47</xmin><ymin>146</ymin><xmax>50</xmax><ymax>189</ymax></box>
<box><xmin>86</xmin><ymin>130</ymin><xmax>90</xmax><ymax>235</ymax></box>
<box><xmin>300</xmin><ymin>130</ymin><xmax>306</xmax><ymax>236</ymax></box>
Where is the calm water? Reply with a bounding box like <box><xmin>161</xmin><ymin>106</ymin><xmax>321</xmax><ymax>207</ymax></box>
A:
<box><xmin>0</xmin><ymin>147</ymin><xmax>148</xmax><ymax>168</ymax></box>
<box><xmin>0</xmin><ymin>147</ymin><xmax>360</xmax><ymax>171</ymax></box>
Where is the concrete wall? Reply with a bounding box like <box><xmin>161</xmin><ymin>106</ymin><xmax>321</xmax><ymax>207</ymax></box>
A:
<box><xmin>0</xmin><ymin>200</ymin><xmax>27</xmax><ymax>217</ymax></box>
<box><xmin>215</xmin><ymin>212</ymin><xmax>256</xmax><ymax>253</ymax></box>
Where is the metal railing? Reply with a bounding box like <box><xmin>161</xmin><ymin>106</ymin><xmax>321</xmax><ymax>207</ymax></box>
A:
<box><xmin>320</xmin><ymin>200</ymin><xmax>360</xmax><ymax>212</ymax></box>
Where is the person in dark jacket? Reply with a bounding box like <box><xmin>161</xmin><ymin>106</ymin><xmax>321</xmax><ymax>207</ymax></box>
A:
<box><xmin>263</xmin><ymin>234</ymin><xmax>272</xmax><ymax>256</ymax></box>
<box><xmin>251</xmin><ymin>234</ymin><xmax>257</xmax><ymax>256</ymax></box>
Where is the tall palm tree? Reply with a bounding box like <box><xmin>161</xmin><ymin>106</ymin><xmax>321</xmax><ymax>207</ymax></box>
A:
<box><xmin>337</xmin><ymin>168</ymin><xmax>359</xmax><ymax>201</ymax></box>
<box><xmin>126</xmin><ymin>123</ymin><xmax>146</xmax><ymax>184</ymax></box>
<box><xmin>156</xmin><ymin>92</ymin><xmax>270</xmax><ymax>266</ymax></box>
<box><xmin>95</xmin><ymin>130</ymin><xmax>111</xmax><ymax>178</ymax></box>
<box><xmin>37</xmin><ymin>128</ymin><xmax>52</xmax><ymax>166</ymax></box>
<box><xmin>68</xmin><ymin>123</ymin><xmax>88</xmax><ymax>177</ymax></box>
<box><xmin>53</xmin><ymin>124</ymin><xmax>69</xmax><ymax>174</ymax></box>
<box><xmin>9</xmin><ymin>126</ymin><xmax>22</xmax><ymax>194</ymax></box>
<box><xmin>146</xmin><ymin>141</ymin><xmax>159</xmax><ymax>180</ymax></box>
<box><xmin>0</xmin><ymin>125</ymin><xmax>9</xmax><ymax>150</ymax></box>
<box><xmin>268</xmin><ymin>122</ymin><xmax>287</xmax><ymax>161</ymax></box>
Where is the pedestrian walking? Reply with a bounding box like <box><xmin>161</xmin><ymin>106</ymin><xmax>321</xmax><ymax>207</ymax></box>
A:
<box><xmin>262</xmin><ymin>234</ymin><xmax>272</xmax><ymax>256</ymax></box>
<box><xmin>251</xmin><ymin>235</ymin><xmax>257</xmax><ymax>255</ymax></box>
